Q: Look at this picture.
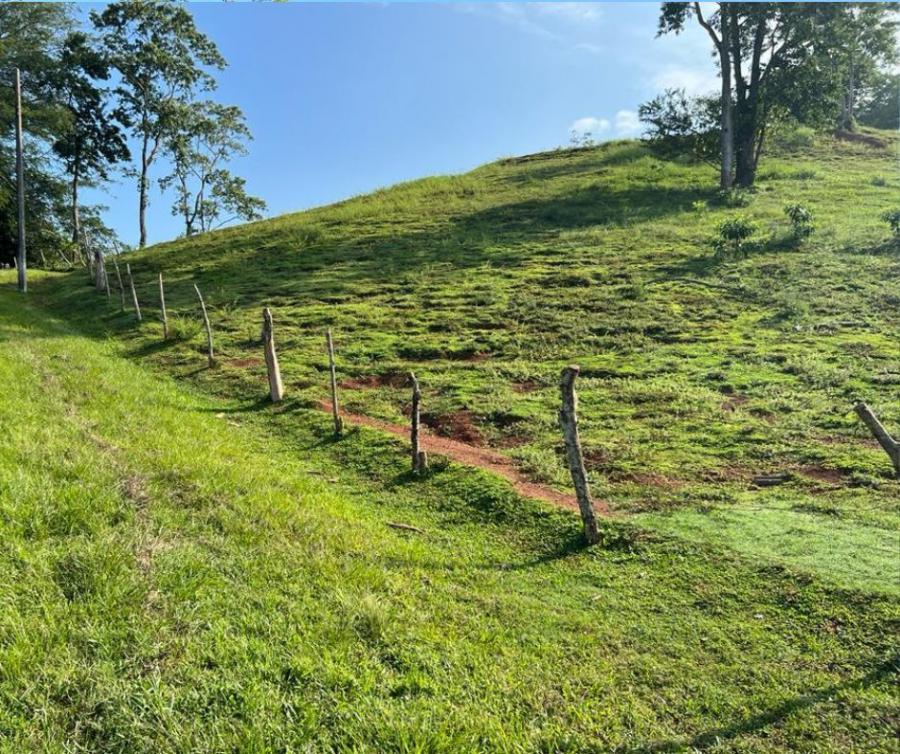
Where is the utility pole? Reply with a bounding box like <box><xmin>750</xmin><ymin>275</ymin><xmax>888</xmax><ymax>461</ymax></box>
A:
<box><xmin>15</xmin><ymin>68</ymin><xmax>27</xmax><ymax>292</ymax></box>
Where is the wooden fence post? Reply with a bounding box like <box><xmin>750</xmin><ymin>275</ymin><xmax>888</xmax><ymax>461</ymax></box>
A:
<box><xmin>261</xmin><ymin>307</ymin><xmax>284</xmax><ymax>402</ymax></box>
<box><xmin>326</xmin><ymin>328</ymin><xmax>343</xmax><ymax>434</ymax></box>
<box><xmin>158</xmin><ymin>272</ymin><xmax>169</xmax><ymax>339</ymax></box>
<box><xmin>126</xmin><ymin>263</ymin><xmax>142</xmax><ymax>322</ymax></box>
<box><xmin>194</xmin><ymin>283</ymin><xmax>214</xmax><ymax>368</ymax></box>
<box><xmin>410</xmin><ymin>372</ymin><xmax>428</xmax><ymax>474</ymax></box>
<box><xmin>559</xmin><ymin>366</ymin><xmax>600</xmax><ymax>544</ymax></box>
<box><xmin>855</xmin><ymin>402</ymin><xmax>900</xmax><ymax>477</ymax></box>
<box><xmin>95</xmin><ymin>250</ymin><xmax>106</xmax><ymax>292</ymax></box>
<box><xmin>112</xmin><ymin>255</ymin><xmax>126</xmax><ymax>311</ymax></box>
<box><xmin>102</xmin><ymin>263</ymin><xmax>111</xmax><ymax>302</ymax></box>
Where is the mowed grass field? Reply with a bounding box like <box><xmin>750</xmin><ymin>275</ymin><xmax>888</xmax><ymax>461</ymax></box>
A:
<box><xmin>37</xmin><ymin>131</ymin><xmax>899</xmax><ymax>593</ymax></box>
<box><xmin>1</xmin><ymin>276</ymin><xmax>898</xmax><ymax>752</ymax></box>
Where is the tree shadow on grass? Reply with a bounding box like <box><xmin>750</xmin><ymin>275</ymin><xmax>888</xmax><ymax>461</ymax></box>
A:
<box><xmin>621</xmin><ymin>652</ymin><xmax>899</xmax><ymax>754</ymax></box>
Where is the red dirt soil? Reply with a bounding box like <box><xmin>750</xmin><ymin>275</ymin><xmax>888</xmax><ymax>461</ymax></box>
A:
<box><xmin>318</xmin><ymin>401</ymin><xmax>610</xmax><ymax>516</ymax></box>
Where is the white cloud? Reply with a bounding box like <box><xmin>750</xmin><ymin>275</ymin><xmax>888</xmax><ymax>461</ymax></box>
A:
<box><xmin>652</xmin><ymin>65</ymin><xmax>719</xmax><ymax>97</ymax></box>
<box><xmin>573</xmin><ymin>42</ymin><xmax>604</xmax><ymax>56</ymax></box>
<box><xmin>614</xmin><ymin>110</ymin><xmax>641</xmax><ymax>135</ymax></box>
<box><xmin>532</xmin><ymin>3</ymin><xmax>604</xmax><ymax>24</ymax></box>
<box><xmin>570</xmin><ymin>117</ymin><xmax>610</xmax><ymax>137</ymax></box>
<box><xmin>455</xmin><ymin>3</ymin><xmax>603</xmax><ymax>47</ymax></box>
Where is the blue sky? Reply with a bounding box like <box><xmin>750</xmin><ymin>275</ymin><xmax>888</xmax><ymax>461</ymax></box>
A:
<box><xmin>81</xmin><ymin>2</ymin><xmax>716</xmax><ymax>247</ymax></box>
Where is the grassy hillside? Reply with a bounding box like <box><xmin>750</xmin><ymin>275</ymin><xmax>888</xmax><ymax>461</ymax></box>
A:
<box><xmin>36</xmin><ymin>132</ymin><xmax>899</xmax><ymax>592</ymax></box>
<box><xmin>2</xmin><ymin>277</ymin><xmax>899</xmax><ymax>753</ymax></box>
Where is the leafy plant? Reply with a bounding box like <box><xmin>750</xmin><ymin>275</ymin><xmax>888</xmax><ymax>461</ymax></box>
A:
<box><xmin>784</xmin><ymin>204</ymin><xmax>814</xmax><ymax>240</ymax></box>
<box><xmin>882</xmin><ymin>210</ymin><xmax>900</xmax><ymax>238</ymax></box>
<box><xmin>715</xmin><ymin>216</ymin><xmax>757</xmax><ymax>257</ymax></box>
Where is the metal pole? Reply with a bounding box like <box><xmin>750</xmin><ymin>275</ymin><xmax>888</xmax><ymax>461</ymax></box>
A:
<box><xmin>15</xmin><ymin>68</ymin><xmax>27</xmax><ymax>292</ymax></box>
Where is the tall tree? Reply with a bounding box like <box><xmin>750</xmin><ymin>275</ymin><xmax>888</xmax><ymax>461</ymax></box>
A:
<box><xmin>49</xmin><ymin>32</ymin><xmax>130</xmax><ymax>254</ymax></box>
<box><xmin>160</xmin><ymin>101</ymin><xmax>265</xmax><ymax>236</ymax></box>
<box><xmin>827</xmin><ymin>4</ymin><xmax>898</xmax><ymax>131</ymax></box>
<box><xmin>658</xmin><ymin>3</ymin><xmax>847</xmax><ymax>187</ymax></box>
<box><xmin>92</xmin><ymin>1</ymin><xmax>225</xmax><ymax>247</ymax></box>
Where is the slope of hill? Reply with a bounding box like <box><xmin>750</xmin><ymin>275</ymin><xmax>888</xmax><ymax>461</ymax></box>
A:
<box><xmin>1</xmin><ymin>273</ymin><xmax>898</xmax><ymax>752</ymax></box>
<box><xmin>36</xmin><ymin>132</ymin><xmax>899</xmax><ymax>592</ymax></box>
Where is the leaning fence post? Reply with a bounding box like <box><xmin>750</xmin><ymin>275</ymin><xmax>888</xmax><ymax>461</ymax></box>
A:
<box><xmin>103</xmin><ymin>264</ymin><xmax>111</xmax><ymax>302</ymax></box>
<box><xmin>194</xmin><ymin>283</ymin><xmax>214</xmax><ymax>368</ymax></box>
<box><xmin>559</xmin><ymin>365</ymin><xmax>600</xmax><ymax>544</ymax></box>
<box><xmin>410</xmin><ymin>372</ymin><xmax>428</xmax><ymax>474</ymax></box>
<box><xmin>158</xmin><ymin>272</ymin><xmax>169</xmax><ymax>339</ymax></box>
<box><xmin>326</xmin><ymin>328</ymin><xmax>343</xmax><ymax>434</ymax></box>
<box><xmin>261</xmin><ymin>307</ymin><xmax>284</xmax><ymax>402</ymax></box>
<box><xmin>854</xmin><ymin>402</ymin><xmax>900</xmax><ymax>478</ymax></box>
<box><xmin>111</xmin><ymin>255</ymin><xmax>126</xmax><ymax>311</ymax></box>
<box><xmin>126</xmin><ymin>263</ymin><xmax>142</xmax><ymax>322</ymax></box>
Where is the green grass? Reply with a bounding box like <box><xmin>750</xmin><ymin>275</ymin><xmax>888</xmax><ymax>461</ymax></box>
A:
<box><xmin>35</xmin><ymin>132</ymin><xmax>900</xmax><ymax>592</ymax></box>
<box><xmin>1</xmin><ymin>274</ymin><xmax>898</xmax><ymax>752</ymax></box>
<box><xmin>5</xmin><ymin>131</ymin><xmax>899</xmax><ymax>750</ymax></box>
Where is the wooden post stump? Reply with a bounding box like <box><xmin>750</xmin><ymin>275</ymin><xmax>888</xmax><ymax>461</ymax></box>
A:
<box><xmin>855</xmin><ymin>402</ymin><xmax>900</xmax><ymax>478</ymax></box>
<box><xmin>326</xmin><ymin>329</ymin><xmax>343</xmax><ymax>434</ymax></box>
<box><xmin>194</xmin><ymin>283</ymin><xmax>214</xmax><ymax>368</ymax></box>
<box><xmin>126</xmin><ymin>263</ymin><xmax>142</xmax><ymax>322</ymax></box>
<box><xmin>559</xmin><ymin>366</ymin><xmax>600</xmax><ymax>544</ymax></box>
<box><xmin>158</xmin><ymin>273</ymin><xmax>169</xmax><ymax>339</ymax></box>
<box><xmin>262</xmin><ymin>307</ymin><xmax>284</xmax><ymax>402</ymax></box>
<box><xmin>410</xmin><ymin>372</ymin><xmax>428</xmax><ymax>474</ymax></box>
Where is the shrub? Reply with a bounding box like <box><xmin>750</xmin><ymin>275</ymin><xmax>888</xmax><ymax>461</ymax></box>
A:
<box><xmin>882</xmin><ymin>210</ymin><xmax>900</xmax><ymax>238</ymax></box>
<box><xmin>712</xmin><ymin>188</ymin><xmax>752</xmax><ymax>208</ymax></box>
<box><xmin>784</xmin><ymin>204</ymin><xmax>815</xmax><ymax>240</ymax></box>
<box><xmin>715</xmin><ymin>216</ymin><xmax>756</xmax><ymax>258</ymax></box>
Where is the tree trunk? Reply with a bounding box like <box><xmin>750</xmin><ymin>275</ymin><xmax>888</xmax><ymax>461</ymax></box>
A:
<box><xmin>71</xmin><ymin>164</ymin><xmax>81</xmax><ymax>250</ymax></box>
<box><xmin>94</xmin><ymin>250</ymin><xmax>106</xmax><ymax>292</ymax></box>
<box><xmin>326</xmin><ymin>328</ymin><xmax>342</xmax><ymax>434</ymax></box>
<box><xmin>139</xmin><ymin>133</ymin><xmax>150</xmax><ymax>249</ymax></box>
<box><xmin>14</xmin><ymin>69</ymin><xmax>26</xmax><ymax>292</ymax></box>
<box><xmin>262</xmin><ymin>307</ymin><xmax>284</xmax><ymax>402</ymax></box>
<box><xmin>558</xmin><ymin>366</ymin><xmax>600</xmax><ymax>545</ymax></box>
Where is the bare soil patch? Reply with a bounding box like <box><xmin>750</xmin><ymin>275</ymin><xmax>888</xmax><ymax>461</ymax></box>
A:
<box><xmin>317</xmin><ymin>400</ymin><xmax>610</xmax><ymax>516</ymax></box>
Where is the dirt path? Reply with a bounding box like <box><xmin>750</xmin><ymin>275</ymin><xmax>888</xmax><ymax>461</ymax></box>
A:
<box><xmin>319</xmin><ymin>401</ymin><xmax>611</xmax><ymax>517</ymax></box>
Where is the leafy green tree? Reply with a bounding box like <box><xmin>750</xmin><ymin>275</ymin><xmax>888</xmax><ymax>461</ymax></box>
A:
<box><xmin>658</xmin><ymin>3</ymin><xmax>848</xmax><ymax>188</ymax></box>
<box><xmin>827</xmin><ymin>4</ymin><xmax>898</xmax><ymax>131</ymax></box>
<box><xmin>92</xmin><ymin>1</ymin><xmax>225</xmax><ymax>247</ymax></box>
<box><xmin>638</xmin><ymin>88</ymin><xmax>720</xmax><ymax>167</ymax></box>
<box><xmin>160</xmin><ymin>101</ymin><xmax>265</xmax><ymax>236</ymax></box>
<box><xmin>857</xmin><ymin>72</ymin><xmax>900</xmax><ymax>130</ymax></box>
<box><xmin>49</xmin><ymin>32</ymin><xmax>130</xmax><ymax>253</ymax></box>
<box><xmin>0</xmin><ymin>3</ymin><xmax>75</xmax><ymax>266</ymax></box>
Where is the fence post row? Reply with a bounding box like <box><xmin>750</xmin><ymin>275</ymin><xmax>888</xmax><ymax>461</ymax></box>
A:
<box><xmin>262</xmin><ymin>307</ymin><xmax>284</xmax><ymax>402</ymax></box>
<box><xmin>194</xmin><ymin>283</ymin><xmax>214</xmax><ymax>368</ymax></box>
<box><xmin>111</xmin><ymin>255</ymin><xmax>126</xmax><ymax>311</ymax></box>
<box><xmin>559</xmin><ymin>365</ymin><xmax>600</xmax><ymax>545</ymax></box>
<box><xmin>326</xmin><ymin>328</ymin><xmax>343</xmax><ymax>435</ymax></box>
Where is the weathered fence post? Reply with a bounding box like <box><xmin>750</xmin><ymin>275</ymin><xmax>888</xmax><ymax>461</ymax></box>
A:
<box><xmin>95</xmin><ymin>250</ymin><xmax>106</xmax><ymax>292</ymax></box>
<box><xmin>102</xmin><ymin>264</ymin><xmax>111</xmax><ymax>302</ymax></box>
<box><xmin>326</xmin><ymin>328</ymin><xmax>343</xmax><ymax>434</ymax></box>
<box><xmin>559</xmin><ymin>365</ymin><xmax>600</xmax><ymax>544</ymax></box>
<box><xmin>111</xmin><ymin>255</ymin><xmax>126</xmax><ymax>311</ymax></box>
<box><xmin>855</xmin><ymin>402</ymin><xmax>900</xmax><ymax>478</ymax></box>
<box><xmin>194</xmin><ymin>283</ymin><xmax>214</xmax><ymax>368</ymax></box>
<box><xmin>410</xmin><ymin>372</ymin><xmax>428</xmax><ymax>474</ymax></box>
<box><xmin>126</xmin><ymin>263</ymin><xmax>142</xmax><ymax>322</ymax></box>
<box><xmin>261</xmin><ymin>307</ymin><xmax>284</xmax><ymax>402</ymax></box>
<box><xmin>158</xmin><ymin>272</ymin><xmax>169</xmax><ymax>339</ymax></box>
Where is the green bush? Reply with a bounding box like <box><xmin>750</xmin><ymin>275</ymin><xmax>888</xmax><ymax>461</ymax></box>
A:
<box><xmin>784</xmin><ymin>204</ymin><xmax>815</xmax><ymax>240</ymax></box>
<box><xmin>715</xmin><ymin>216</ymin><xmax>757</xmax><ymax>258</ymax></box>
<box><xmin>882</xmin><ymin>210</ymin><xmax>900</xmax><ymax>238</ymax></box>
